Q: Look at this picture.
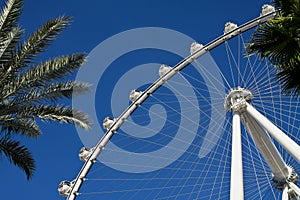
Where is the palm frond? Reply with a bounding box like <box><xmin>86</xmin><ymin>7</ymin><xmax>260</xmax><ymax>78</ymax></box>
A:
<box><xmin>12</xmin><ymin>81</ymin><xmax>90</xmax><ymax>105</ymax></box>
<box><xmin>0</xmin><ymin>26</ymin><xmax>22</xmax><ymax>62</ymax></box>
<box><xmin>0</xmin><ymin>0</ymin><xmax>22</xmax><ymax>33</ymax></box>
<box><xmin>277</xmin><ymin>61</ymin><xmax>300</xmax><ymax>95</ymax></box>
<box><xmin>0</xmin><ymin>0</ymin><xmax>23</xmax><ymax>85</ymax></box>
<box><xmin>0</xmin><ymin>117</ymin><xmax>41</xmax><ymax>137</ymax></box>
<box><xmin>1</xmin><ymin>53</ymin><xmax>86</xmax><ymax>98</ymax></box>
<box><xmin>248</xmin><ymin>0</ymin><xmax>300</xmax><ymax>95</ymax></box>
<box><xmin>247</xmin><ymin>20</ymin><xmax>298</xmax><ymax>65</ymax></box>
<box><xmin>0</xmin><ymin>0</ymin><xmax>91</xmax><ymax>180</ymax></box>
<box><xmin>15</xmin><ymin>16</ymin><xmax>72</xmax><ymax>65</ymax></box>
<box><xmin>10</xmin><ymin>105</ymin><xmax>91</xmax><ymax>130</ymax></box>
<box><xmin>274</xmin><ymin>0</ymin><xmax>300</xmax><ymax>16</ymax></box>
<box><xmin>0</xmin><ymin>16</ymin><xmax>74</xmax><ymax>88</ymax></box>
<box><xmin>0</xmin><ymin>135</ymin><xmax>35</xmax><ymax>179</ymax></box>
<box><xmin>0</xmin><ymin>26</ymin><xmax>23</xmax><ymax>84</ymax></box>
<box><xmin>20</xmin><ymin>53</ymin><xmax>86</xmax><ymax>84</ymax></box>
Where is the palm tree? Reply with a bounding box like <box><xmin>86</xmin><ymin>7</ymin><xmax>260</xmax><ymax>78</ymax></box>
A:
<box><xmin>0</xmin><ymin>0</ymin><xmax>91</xmax><ymax>179</ymax></box>
<box><xmin>247</xmin><ymin>0</ymin><xmax>300</xmax><ymax>95</ymax></box>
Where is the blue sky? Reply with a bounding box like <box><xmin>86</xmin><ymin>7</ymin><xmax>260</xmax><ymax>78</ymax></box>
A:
<box><xmin>0</xmin><ymin>0</ymin><xmax>278</xmax><ymax>199</ymax></box>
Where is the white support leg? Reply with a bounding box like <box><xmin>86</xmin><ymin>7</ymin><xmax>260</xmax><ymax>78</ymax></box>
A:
<box><xmin>230</xmin><ymin>113</ymin><xmax>244</xmax><ymax>200</ymax></box>
<box><xmin>288</xmin><ymin>182</ymin><xmax>300</xmax><ymax>197</ymax></box>
<box><xmin>282</xmin><ymin>185</ymin><xmax>289</xmax><ymax>200</ymax></box>
<box><xmin>241</xmin><ymin>112</ymin><xmax>289</xmax><ymax>181</ymax></box>
<box><xmin>246</xmin><ymin>103</ymin><xmax>300</xmax><ymax>164</ymax></box>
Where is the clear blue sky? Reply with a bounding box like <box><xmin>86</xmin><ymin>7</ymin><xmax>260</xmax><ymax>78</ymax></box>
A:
<box><xmin>0</xmin><ymin>0</ymin><xmax>274</xmax><ymax>199</ymax></box>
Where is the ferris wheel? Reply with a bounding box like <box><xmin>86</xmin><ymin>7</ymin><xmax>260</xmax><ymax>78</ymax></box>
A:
<box><xmin>58</xmin><ymin>4</ymin><xmax>300</xmax><ymax>200</ymax></box>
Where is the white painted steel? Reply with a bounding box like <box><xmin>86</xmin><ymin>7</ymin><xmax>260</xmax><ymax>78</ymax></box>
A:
<box><xmin>282</xmin><ymin>185</ymin><xmax>289</xmax><ymax>200</ymax></box>
<box><xmin>241</xmin><ymin>112</ymin><xmax>289</xmax><ymax>181</ymax></box>
<box><xmin>66</xmin><ymin>11</ymin><xmax>276</xmax><ymax>200</ymax></box>
<box><xmin>246</xmin><ymin>102</ymin><xmax>300</xmax><ymax>164</ymax></box>
<box><xmin>289</xmin><ymin>182</ymin><xmax>300</xmax><ymax>197</ymax></box>
<box><xmin>230</xmin><ymin>113</ymin><xmax>244</xmax><ymax>200</ymax></box>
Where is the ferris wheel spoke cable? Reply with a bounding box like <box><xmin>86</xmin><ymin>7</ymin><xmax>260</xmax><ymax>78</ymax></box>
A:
<box><xmin>58</xmin><ymin>5</ymin><xmax>300</xmax><ymax>200</ymax></box>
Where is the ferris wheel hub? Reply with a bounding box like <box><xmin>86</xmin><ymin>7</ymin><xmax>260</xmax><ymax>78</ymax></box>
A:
<box><xmin>272</xmin><ymin>166</ymin><xmax>299</xmax><ymax>191</ymax></box>
<box><xmin>224</xmin><ymin>87</ymin><xmax>253</xmax><ymax>112</ymax></box>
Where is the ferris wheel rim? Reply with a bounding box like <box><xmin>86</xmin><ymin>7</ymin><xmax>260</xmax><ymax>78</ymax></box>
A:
<box><xmin>65</xmin><ymin>10</ymin><xmax>277</xmax><ymax>200</ymax></box>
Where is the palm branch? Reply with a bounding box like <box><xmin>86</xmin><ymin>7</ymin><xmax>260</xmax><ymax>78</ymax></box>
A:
<box><xmin>247</xmin><ymin>0</ymin><xmax>300</xmax><ymax>95</ymax></box>
<box><xmin>0</xmin><ymin>0</ymin><xmax>91</xmax><ymax>179</ymax></box>
<box><xmin>0</xmin><ymin>135</ymin><xmax>35</xmax><ymax>180</ymax></box>
<box><xmin>276</xmin><ymin>60</ymin><xmax>300</xmax><ymax>94</ymax></box>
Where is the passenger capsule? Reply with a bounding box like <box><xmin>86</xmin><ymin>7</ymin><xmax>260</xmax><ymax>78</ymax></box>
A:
<box><xmin>79</xmin><ymin>147</ymin><xmax>93</xmax><ymax>162</ymax></box>
<box><xmin>58</xmin><ymin>180</ymin><xmax>74</xmax><ymax>196</ymax></box>
<box><xmin>159</xmin><ymin>64</ymin><xmax>172</xmax><ymax>77</ymax></box>
<box><xmin>261</xmin><ymin>4</ymin><xmax>275</xmax><ymax>16</ymax></box>
<box><xmin>129</xmin><ymin>90</ymin><xmax>143</xmax><ymax>102</ymax></box>
<box><xmin>103</xmin><ymin>117</ymin><xmax>116</xmax><ymax>130</ymax></box>
<box><xmin>190</xmin><ymin>42</ymin><xmax>204</xmax><ymax>55</ymax></box>
<box><xmin>224</xmin><ymin>22</ymin><xmax>238</xmax><ymax>34</ymax></box>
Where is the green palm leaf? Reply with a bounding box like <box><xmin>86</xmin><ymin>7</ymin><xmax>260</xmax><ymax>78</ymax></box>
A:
<box><xmin>247</xmin><ymin>0</ymin><xmax>300</xmax><ymax>95</ymax></box>
<box><xmin>7</xmin><ymin>105</ymin><xmax>91</xmax><ymax>130</ymax></box>
<box><xmin>0</xmin><ymin>135</ymin><xmax>35</xmax><ymax>180</ymax></box>
<box><xmin>0</xmin><ymin>0</ymin><xmax>91</xmax><ymax>179</ymax></box>
<box><xmin>277</xmin><ymin>61</ymin><xmax>300</xmax><ymax>94</ymax></box>
<box><xmin>19</xmin><ymin>53</ymin><xmax>86</xmax><ymax>85</ymax></box>
<box><xmin>16</xmin><ymin>16</ymin><xmax>72</xmax><ymax>63</ymax></box>
<box><xmin>0</xmin><ymin>0</ymin><xmax>23</xmax><ymax>83</ymax></box>
<box><xmin>12</xmin><ymin>81</ymin><xmax>90</xmax><ymax>105</ymax></box>
<box><xmin>1</xmin><ymin>53</ymin><xmax>86</xmax><ymax>98</ymax></box>
<box><xmin>273</xmin><ymin>0</ymin><xmax>300</xmax><ymax>16</ymax></box>
<box><xmin>0</xmin><ymin>0</ymin><xmax>22</xmax><ymax>33</ymax></box>
<box><xmin>0</xmin><ymin>26</ymin><xmax>22</xmax><ymax>61</ymax></box>
<box><xmin>0</xmin><ymin>16</ymin><xmax>73</xmax><ymax>85</ymax></box>
<box><xmin>0</xmin><ymin>26</ymin><xmax>23</xmax><ymax>82</ymax></box>
<box><xmin>0</xmin><ymin>117</ymin><xmax>41</xmax><ymax>137</ymax></box>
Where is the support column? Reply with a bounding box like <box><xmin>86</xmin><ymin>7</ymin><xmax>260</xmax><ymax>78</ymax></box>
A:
<box><xmin>282</xmin><ymin>185</ymin><xmax>289</xmax><ymax>200</ymax></box>
<box><xmin>230</xmin><ymin>113</ymin><xmax>244</xmax><ymax>200</ymax></box>
<box><xmin>241</xmin><ymin>112</ymin><xmax>289</xmax><ymax>181</ymax></box>
<box><xmin>246</xmin><ymin>102</ymin><xmax>300</xmax><ymax>164</ymax></box>
<box><xmin>288</xmin><ymin>182</ymin><xmax>300</xmax><ymax>197</ymax></box>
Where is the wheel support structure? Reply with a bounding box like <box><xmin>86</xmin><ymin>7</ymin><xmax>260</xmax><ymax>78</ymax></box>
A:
<box><xmin>225</xmin><ymin>87</ymin><xmax>300</xmax><ymax>200</ymax></box>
